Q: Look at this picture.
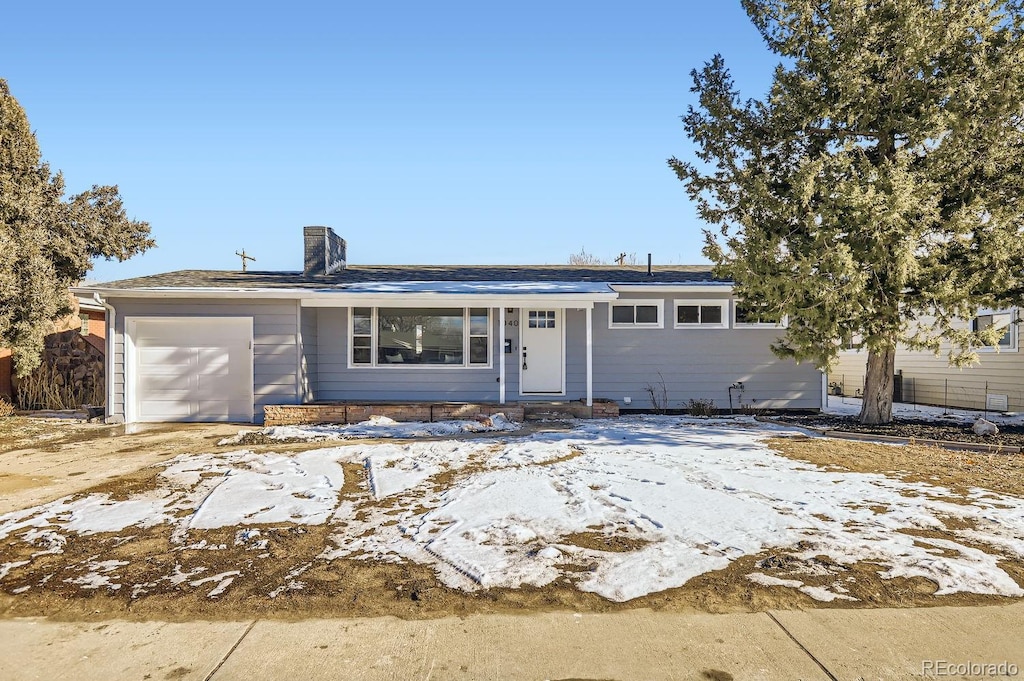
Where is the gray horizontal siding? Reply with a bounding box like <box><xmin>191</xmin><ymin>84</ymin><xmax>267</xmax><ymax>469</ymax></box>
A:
<box><xmin>314</xmin><ymin>307</ymin><xmax>503</xmax><ymax>402</ymax></box>
<box><xmin>309</xmin><ymin>298</ymin><xmax>820</xmax><ymax>409</ymax></box>
<box><xmin>109</xmin><ymin>298</ymin><xmax>301</xmax><ymax>423</ymax></box>
<box><xmin>833</xmin><ymin>323</ymin><xmax>1024</xmax><ymax>411</ymax></box>
<box><xmin>107</xmin><ymin>294</ymin><xmax>822</xmax><ymax>419</ymax></box>
<box><xmin>300</xmin><ymin>306</ymin><xmax>318</xmax><ymax>402</ymax></box>
<box><xmin>591</xmin><ymin>296</ymin><xmax>821</xmax><ymax>410</ymax></box>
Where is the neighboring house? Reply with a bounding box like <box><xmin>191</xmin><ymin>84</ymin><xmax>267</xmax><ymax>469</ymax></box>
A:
<box><xmin>832</xmin><ymin>308</ymin><xmax>1021</xmax><ymax>412</ymax></box>
<box><xmin>0</xmin><ymin>294</ymin><xmax>105</xmax><ymax>404</ymax></box>
<box><xmin>74</xmin><ymin>226</ymin><xmax>824</xmax><ymax>424</ymax></box>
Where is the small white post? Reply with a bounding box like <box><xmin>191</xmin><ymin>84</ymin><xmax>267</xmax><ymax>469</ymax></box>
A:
<box><xmin>499</xmin><ymin>306</ymin><xmax>506</xmax><ymax>405</ymax></box>
<box><xmin>586</xmin><ymin>306</ymin><xmax>593</xmax><ymax>407</ymax></box>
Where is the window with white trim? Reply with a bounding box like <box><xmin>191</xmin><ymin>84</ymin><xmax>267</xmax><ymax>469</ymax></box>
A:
<box><xmin>840</xmin><ymin>332</ymin><xmax>864</xmax><ymax>351</ymax></box>
<box><xmin>673</xmin><ymin>299</ymin><xmax>728</xmax><ymax>329</ymax></box>
<box><xmin>352</xmin><ymin>307</ymin><xmax>373</xmax><ymax>364</ymax></box>
<box><xmin>972</xmin><ymin>309</ymin><xmax>1017</xmax><ymax>351</ymax></box>
<box><xmin>733</xmin><ymin>301</ymin><xmax>787</xmax><ymax>328</ymax></box>
<box><xmin>350</xmin><ymin>307</ymin><xmax>491</xmax><ymax>367</ymax></box>
<box><xmin>609</xmin><ymin>300</ymin><xmax>663</xmax><ymax>328</ymax></box>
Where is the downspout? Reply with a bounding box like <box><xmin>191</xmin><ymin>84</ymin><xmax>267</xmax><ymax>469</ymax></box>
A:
<box><xmin>499</xmin><ymin>307</ymin><xmax>506</xmax><ymax>405</ymax></box>
<box><xmin>585</xmin><ymin>306</ymin><xmax>593</xmax><ymax>407</ymax></box>
<box><xmin>295</xmin><ymin>300</ymin><xmax>303</xmax><ymax>405</ymax></box>
<box><xmin>93</xmin><ymin>292</ymin><xmax>117</xmax><ymax>423</ymax></box>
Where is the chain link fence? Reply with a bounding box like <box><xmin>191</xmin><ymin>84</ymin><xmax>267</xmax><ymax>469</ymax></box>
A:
<box><xmin>827</xmin><ymin>373</ymin><xmax>1024</xmax><ymax>414</ymax></box>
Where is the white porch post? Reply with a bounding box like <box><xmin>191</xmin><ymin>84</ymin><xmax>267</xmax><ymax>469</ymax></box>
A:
<box><xmin>499</xmin><ymin>306</ymin><xmax>506</xmax><ymax>404</ymax></box>
<box><xmin>586</xmin><ymin>305</ymin><xmax>593</xmax><ymax>407</ymax></box>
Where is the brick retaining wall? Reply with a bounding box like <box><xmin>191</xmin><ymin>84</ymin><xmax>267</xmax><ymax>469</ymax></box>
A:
<box><xmin>263</xmin><ymin>400</ymin><xmax>618</xmax><ymax>426</ymax></box>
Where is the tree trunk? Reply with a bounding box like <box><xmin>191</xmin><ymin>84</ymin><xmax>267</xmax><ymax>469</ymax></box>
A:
<box><xmin>860</xmin><ymin>344</ymin><xmax>896</xmax><ymax>424</ymax></box>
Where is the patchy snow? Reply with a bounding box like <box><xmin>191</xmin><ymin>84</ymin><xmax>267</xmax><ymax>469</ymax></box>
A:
<box><xmin>162</xmin><ymin>449</ymin><xmax>347</xmax><ymax>528</ymax></box>
<box><xmin>218</xmin><ymin>414</ymin><xmax>521</xmax><ymax>445</ymax></box>
<box><xmin>747</xmin><ymin>572</ymin><xmax>804</xmax><ymax>589</ymax></box>
<box><xmin>748</xmin><ymin>571</ymin><xmax>856</xmax><ymax>602</ymax></box>
<box><xmin>328</xmin><ymin>281</ymin><xmax>616</xmax><ymax>295</ymax></box>
<box><xmin>0</xmin><ymin>494</ymin><xmax>171</xmax><ymax>540</ymax></box>
<box><xmin>823</xmin><ymin>396</ymin><xmax>1024</xmax><ymax>426</ymax></box>
<box><xmin>3</xmin><ymin>416</ymin><xmax>1024</xmax><ymax>602</ymax></box>
<box><xmin>65</xmin><ymin>560</ymin><xmax>129</xmax><ymax>591</ymax></box>
<box><xmin>0</xmin><ymin>561</ymin><xmax>29</xmax><ymax>580</ymax></box>
<box><xmin>191</xmin><ymin>570</ymin><xmax>240</xmax><ymax>598</ymax></box>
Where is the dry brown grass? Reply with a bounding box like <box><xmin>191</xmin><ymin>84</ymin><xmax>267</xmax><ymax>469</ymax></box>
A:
<box><xmin>1</xmin><ymin>428</ymin><xmax>1022</xmax><ymax>621</ymax></box>
<box><xmin>767</xmin><ymin>435</ymin><xmax>1024</xmax><ymax>498</ymax></box>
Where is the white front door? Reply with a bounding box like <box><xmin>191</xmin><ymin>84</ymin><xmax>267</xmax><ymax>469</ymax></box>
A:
<box><xmin>520</xmin><ymin>309</ymin><xmax>563</xmax><ymax>393</ymax></box>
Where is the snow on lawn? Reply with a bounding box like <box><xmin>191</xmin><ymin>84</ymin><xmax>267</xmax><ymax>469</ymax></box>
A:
<box><xmin>2</xmin><ymin>416</ymin><xmax>1024</xmax><ymax>602</ymax></box>
<box><xmin>217</xmin><ymin>413</ymin><xmax>521</xmax><ymax>445</ymax></box>
<box><xmin>824</xmin><ymin>396</ymin><xmax>1024</xmax><ymax>426</ymax></box>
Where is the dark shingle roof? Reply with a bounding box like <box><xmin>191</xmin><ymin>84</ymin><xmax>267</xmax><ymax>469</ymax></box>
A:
<box><xmin>94</xmin><ymin>265</ymin><xmax>725</xmax><ymax>290</ymax></box>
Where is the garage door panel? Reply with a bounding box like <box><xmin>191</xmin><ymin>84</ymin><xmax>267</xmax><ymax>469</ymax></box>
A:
<box><xmin>131</xmin><ymin>318</ymin><xmax>253</xmax><ymax>423</ymax></box>
<box><xmin>137</xmin><ymin>375</ymin><xmax>192</xmax><ymax>392</ymax></box>
<box><xmin>196</xmin><ymin>366</ymin><xmax>231</xmax><ymax>382</ymax></box>
<box><xmin>197</xmin><ymin>347</ymin><xmax>231</xmax><ymax>367</ymax></box>
<box><xmin>138</xmin><ymin>346</ymin><xmax>196</xmax><ymax>367</ymax></box>
<box><xmin>195</xmin><ymin>402</ymin><xmax>231</xmax><ymax>419</ymax></box>
<box><xmin>138</xmin><ymin>399</ymin><xmax>192</xmax><ymax>418</ymax></box>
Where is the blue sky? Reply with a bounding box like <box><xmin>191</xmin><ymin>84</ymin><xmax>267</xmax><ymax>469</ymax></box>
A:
<box><xmin>2</xmin><ymin>1</ymin><xmax>776</xmax><ymax>281</ymax></box>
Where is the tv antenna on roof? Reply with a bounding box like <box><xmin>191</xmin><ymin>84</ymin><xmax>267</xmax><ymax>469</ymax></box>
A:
<box><xmin>236</xmin><ymin>249</ymin><xmax>256</xmax><ymax>272</ymax></box>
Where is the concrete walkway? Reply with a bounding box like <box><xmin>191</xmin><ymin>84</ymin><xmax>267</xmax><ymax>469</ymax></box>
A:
<box><xmin>2</xmin><ymin>604</ymin><xmax>1021</xmax><ymax>680</ymax></box>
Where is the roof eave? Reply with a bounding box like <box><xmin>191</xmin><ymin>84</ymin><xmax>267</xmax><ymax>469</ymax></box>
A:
<box><xmin>72</xmin><ymin>286</ymin><xmax>620</xmax><ymax>306</ymax></box>
<box><xmin>611</xmin><ymin>283</ymin><xmax>733</xmax><ymax>293</ymax></box>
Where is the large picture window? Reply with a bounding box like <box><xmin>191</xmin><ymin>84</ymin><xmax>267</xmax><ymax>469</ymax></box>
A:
<box><xmin>350</xmin><ymin>307</ymin><xmax>491</xmax><ymax>367</ymax></box>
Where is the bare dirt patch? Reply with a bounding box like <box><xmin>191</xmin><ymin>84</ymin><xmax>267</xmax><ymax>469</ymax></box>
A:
<box><xmin>767</xmin><ymin>436</ymin><xmax>1024</xmax><ymax>497</ymax></box>
<box><xmin>2</xmin><ymin>434</ymin><xmax>1022</xmax><ymax>621</ymax></box>
<box><xmin>0</xmin><ymin>419</ymin><xmax>250</xmax><ymax>513</ymax></box>
<box><xmin>561</xmin><ymin>530</ymin><xmax>649</xmax><ymax>553</ymax></box>
<box><xmin>0</xmin><ymin>416</ymin><xmax>105</xmax><ymax>454</ymax></box>
<box><xmin>3</xmin><ymin>523</ymin><xmax>1017</xmax><ymax>622</ymax></box>
<box><xmin>775</xmin><ymin>413</ymin><xmax>1024</xmax><ymax>447</ymax></box>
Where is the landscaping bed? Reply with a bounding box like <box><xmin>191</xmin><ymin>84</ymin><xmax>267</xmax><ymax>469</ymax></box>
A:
<box><xmin>774</xmin><ymin>413</ymin><xmax>1024</xmax><ymax>448</ymax></box>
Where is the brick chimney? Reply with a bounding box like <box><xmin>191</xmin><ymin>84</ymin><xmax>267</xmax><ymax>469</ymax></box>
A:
<box><xmin>303</xmin><ymin>226</ymin><xmax>347</xmax><ymax>275</ymax></box>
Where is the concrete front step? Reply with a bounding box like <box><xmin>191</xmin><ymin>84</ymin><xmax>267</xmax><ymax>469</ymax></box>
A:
<box><xmin>522</xmin><ymin>400</ymin><xmax>618</xmax><ymax>421</ymax></box>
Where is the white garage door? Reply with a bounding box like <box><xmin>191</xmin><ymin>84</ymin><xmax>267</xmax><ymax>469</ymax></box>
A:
<box><xmin>128</xmin><ymin>317</ymin><xmax>254</xmax><ymax>423</ymax></box>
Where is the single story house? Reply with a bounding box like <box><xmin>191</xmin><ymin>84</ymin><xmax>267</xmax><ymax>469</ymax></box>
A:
<box><xmin>833</xmin><ymin>308</ymin><xmax>1022</xmax><ymax>412</ymax></box>
<box><xmin>75</xmin><ymin>226</ymin><xmax>824</xmax><ymax>424</ymax></box>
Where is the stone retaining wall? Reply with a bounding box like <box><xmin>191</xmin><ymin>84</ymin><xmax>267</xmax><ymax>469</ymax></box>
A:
<box><xmin>266</xmin><ymin>403</ymin><xmax>529</xmax><ymax>426</ymax></box>
<box><xmin>13</xmin><ymin>330</ymin><xmax>105</xmax><ymax>410</ymax></box>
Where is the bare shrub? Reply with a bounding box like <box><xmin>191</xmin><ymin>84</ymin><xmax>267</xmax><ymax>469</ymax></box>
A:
<box><xmin>0</xmin><ymin>398</ymin><xmax>14</xmax><ymax>418</ymax></box>
<box><xmin>687</xmin><ymin>398</ymin><xmax>716</xmax><ymax>417</ymax></box>
<box><xmin>15</xmin><ymin>361</ymin><xmax>104</xmax><ymax>411</ymax></box>
<box><xmin>644</xmin><ymin>372</ymin><xmax>669</xmax><ymax>414</ymax></box>
<box><xmin>568</xmin><ymin>248</ymin><xmax>605</xmax><ymax>265</ymax></box>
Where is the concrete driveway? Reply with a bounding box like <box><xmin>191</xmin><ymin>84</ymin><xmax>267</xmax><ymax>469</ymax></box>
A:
<box><xmin>0</xmin><ymin>421</ymin><xmax>241</xmax><ymax>514</ymax></box>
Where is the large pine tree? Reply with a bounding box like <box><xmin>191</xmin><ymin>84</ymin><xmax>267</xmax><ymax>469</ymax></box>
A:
<box><xmin>671</xmin><ymin>0</ymin><xmax>1024</xmax><ymax>424</ymax></box>
<box><xmin>0</xmin><ymin>79</ymin><xmax>153</xmax><ymax>377</ymax></box>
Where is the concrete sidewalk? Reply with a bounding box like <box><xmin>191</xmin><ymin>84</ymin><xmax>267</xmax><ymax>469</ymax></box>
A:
<box><xmin>1</xmin><ymin>604</ymin><xmax>1021</xmax><ymax>681</ymax></box>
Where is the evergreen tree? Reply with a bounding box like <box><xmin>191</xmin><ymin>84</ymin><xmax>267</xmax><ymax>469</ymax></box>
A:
<box><xmin>671</xmin><ymin>0</ymin><xmax>1024</xmax><ymax>424</ymax></box>
<box><xmin>0</xmin><ymin>79</ymin><xmax>153</xmax><ymax>377</ymax></box>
